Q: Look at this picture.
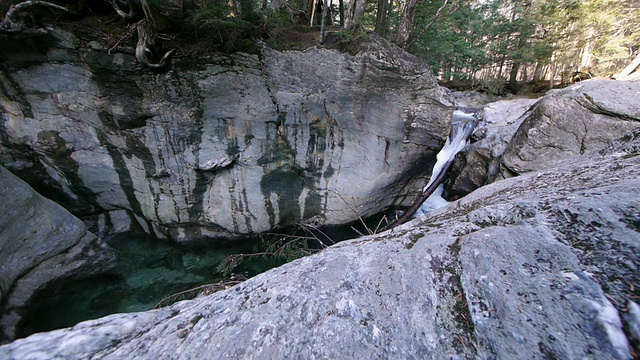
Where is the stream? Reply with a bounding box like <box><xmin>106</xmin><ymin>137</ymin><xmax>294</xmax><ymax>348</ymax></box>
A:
<box><xmin>16</xmin><ymin>109</ymin><xmax>479</xmax><ymax>339</ymax></box>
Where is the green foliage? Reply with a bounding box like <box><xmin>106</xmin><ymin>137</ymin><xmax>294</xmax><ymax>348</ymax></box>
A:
<box><xmin>578</xmin><ymin>0</ymin><xmax>640</xmax><ymax>75</ymax></box>
<box><xmin>263</xmin><ymin>7</ymin><xmax>294</xmax><ymax>41</ymax></box>
<box><xmin>481</xmin><ymin>77</ymin><xmax>507</xmax><ymax>95</ymax></box>
<box><xmin>188</xmin><ymin>0</ymin><xmax>265</xmax><ymax>52</ymax></box>
<box><xmin>408</xmin><ymin>0</ymin><xmax>638</xmax><ymax>83</ymax></box>
<box><xmin>335</xmin><ymin>26</ymin><xmax>368</xmax><ymax>44</ymax></box>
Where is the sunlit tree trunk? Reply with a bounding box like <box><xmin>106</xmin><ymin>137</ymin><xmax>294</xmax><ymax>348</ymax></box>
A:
<box><xmin>533</xmin><ymin>62</ymin><xmax>542</xmax><ymax>81</ymax></box>
<box><xmin>393</xmin><ymin>0</ymin><xmax>418</xmax><ymax>48</ymax></box>
<box><xmin>344</xmin><ymin>0</ymin><xmax>365</xmax><ymax>29</ymax></box>
<box><xmin>615</xmin><ymin>52</ymin><xmax>640</xmax><ymax>79</ymax></box>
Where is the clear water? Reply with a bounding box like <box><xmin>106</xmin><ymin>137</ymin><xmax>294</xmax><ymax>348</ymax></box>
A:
<box><xmin>17</xmin><ymin>231</ymin><xmax>268</xmax><ymax>338</ymax></box>
<box><xmin>17</xmin><ymin>219</ymin><xmax>376</xmax><ymax>338</ymax></box>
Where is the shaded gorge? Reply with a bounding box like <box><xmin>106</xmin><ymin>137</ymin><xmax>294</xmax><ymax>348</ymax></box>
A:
<box><xmin>15</xmin><ymin>216</ymin><xmax>389</xmax><ymax>338</ymax></box>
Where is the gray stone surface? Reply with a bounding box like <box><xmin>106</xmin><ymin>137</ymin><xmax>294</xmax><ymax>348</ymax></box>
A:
<box><xmin>0</xmin><ymin>166</ymin><xmax>116</xmax><ymax>342</ymax></box>
<box><xmin>0</xmin><ymin>33</ymin><xmax>452</xmax><ymax>242</ymax></box>
<box><xmin>447</xmin><ymin>97</ymin><xmax>539</xmax><ymax>198</ymax></box>
<box><xmin>502</xmin><ymin>80</ymin><xmax>640</xmax><ymax>174</ymax></box>
<box><xmin>2</xmin><ymin>127</ymin><xmax>638</xmax><ymax>359</ymax></box>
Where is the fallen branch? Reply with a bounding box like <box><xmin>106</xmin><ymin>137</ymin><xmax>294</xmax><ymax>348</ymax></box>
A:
<box><xmin>378</xmin><ymin>158</ymin><xmax>455</xmax><ymax>232</ymax></box>
<box><xmin>154</xmin><ymin>276</ymin><xmax>247</xmax><ymax>308</ymax></box>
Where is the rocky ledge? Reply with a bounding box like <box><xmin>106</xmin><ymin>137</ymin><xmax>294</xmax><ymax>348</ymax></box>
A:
<box><xmin>2</xmin><ymin>101</ymin><xmax>638</xmax><ymax>359</ymax></box>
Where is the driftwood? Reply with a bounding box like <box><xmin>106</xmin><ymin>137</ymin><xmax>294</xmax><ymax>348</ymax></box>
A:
<box><xmin>0</xmin><ymin>0</ymin><xmax>68</xmax><ymax>37</ymax></box>
<box><xmin>135</xmin><ymin>20</ymin><xmax>174</xmax><ymax>70</ymax></box>
<box><xmin>378</xmin><ymin>158</ymin><xmax>455</xmax><ymax>232</ymax></box>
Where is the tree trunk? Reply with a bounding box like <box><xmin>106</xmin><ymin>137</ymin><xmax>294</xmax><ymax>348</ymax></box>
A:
<box><xmin>310</xmin><ymin>0</ymin><xmax>317</xmax><ymax>26</ymax></box>
<box><xmin>393</xmin><ymin>0</ymin><xmax>418</xmax><ymax>48</ymax></box>
<box><xmin>533</xmin><ymin>62</ymin><xmax>542</xmax><ymax>81</ymax></box>
<box><xmin>320</xmin><ymin>0</ymin><xmax>329</xmax><ymax>43</ymax></box>
<box><xmin>338</xmin><ymin>0</ymin><xmax>344</xmax><ymax>27</ymax></box>
<box><xmin>353</xmin><ymin>0</ymin><xmax>365</xmax><ymax>26</ymax></box>
<box><xmin>343</xmin><ymin>0</ymin><xmax>353</xmax><ymax>29</ymax></box>
<box><xmin>508</xmin><ymin>61</ymin><xmax>520</xmax><ymax>92</ymax></box>
<box><xmin>615</xmin><ymin>52</ymin><xmax>640</xmax><ymax>79</ymax></box>
<box><xmin>374</xmin><ymin>0</ymin><xmax>388</xmax><ymax>35</ymax></box>
<box><xmin>344</xmin><ymin>0</ymin><xmax>365</xmax><ymax>29</ymax></box>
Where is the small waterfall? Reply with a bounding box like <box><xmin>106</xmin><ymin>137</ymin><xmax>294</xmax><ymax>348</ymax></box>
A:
<box><xmin>415</xmin><ymin>110</ymin><xmax>479</xmax><ymax>217</ymax></box>
<box><xmin>382</xmin><ymin>109</ymin><xmax>478</xmax><ymax>230</ymax></box>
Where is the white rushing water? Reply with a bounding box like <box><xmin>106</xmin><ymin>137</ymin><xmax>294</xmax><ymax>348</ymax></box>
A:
<box><xmin>415</xmin><ymin>109</ymin><xmax>478</xmax><ymax>217</ymax></box>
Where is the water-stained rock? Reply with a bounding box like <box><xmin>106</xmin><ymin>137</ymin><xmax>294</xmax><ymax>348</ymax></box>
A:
<box><xmin>0</xmin><ymin>32</ymin><xmax>452</xmax><ymax>243</ymax></box>
<box><xmin>446</xmin><ymin>97</ymin><xmax>538</xmax><ymax>198</ymax></box>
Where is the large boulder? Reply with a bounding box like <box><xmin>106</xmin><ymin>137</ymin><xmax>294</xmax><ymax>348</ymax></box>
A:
<box><xmin>0</xmin><ymin>166</ymin><xmax>116</xmax><ymax>343</ymax></box>
<box><xmin>502</xmin><ymin>80</ymin><xmax>640</xmax><ymax>174</ymax></box>
<box><xmin>0</xmin><ymin>32</ymin><xmax>452</xmax><ymax>242</ymax></box>
<box><xmin>2</xmin><ymin>127</ymin><xmax>638</xmax><ymax>359</ymax></box>
<box><xmin>447</xmin><ymin>80</ymin><xmax>640</xmax><ymax>199</ymax></box>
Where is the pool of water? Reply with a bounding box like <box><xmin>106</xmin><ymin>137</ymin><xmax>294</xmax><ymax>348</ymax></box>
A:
<box><xmin>16</xmin><ymin>231</ymin><xmax>270</xmax><ymax>338</ymax></box>
<box><xmin>16</xmin><ymin>214</ymin><xmax>388</xmax><ymax>339</ymax></box>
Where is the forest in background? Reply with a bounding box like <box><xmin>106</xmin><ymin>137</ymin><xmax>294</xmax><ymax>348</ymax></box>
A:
<box><xmin>317</xmin><ymin>0</ymin><xmax>640</xmax><ymax>92</ymax></box>
<box><xmin>1</xmin><ymin>0</ymin><xmax>639</xmax><ymax>92</ymax></box>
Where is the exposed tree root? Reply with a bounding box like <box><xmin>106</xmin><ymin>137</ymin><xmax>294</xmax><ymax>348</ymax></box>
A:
<box><xmin>135</xmin><ymin>20</ymin><xmax>174</xmax><ymax>70</ymax></box>
<box><xmin>0</xmin><ymin>0</ymin><xmax>68</xmax><ymax>37</ymax></box>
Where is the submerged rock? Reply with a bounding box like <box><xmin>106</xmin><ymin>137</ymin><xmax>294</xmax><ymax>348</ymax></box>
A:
<box><xmin>0</xmin><ymin>32</ymin><xmax>452</xmax><ymax>243</ymax></box>
<box><xmin>2</xmin><ymin>127</ymin><xmax>638</xmax><ymax>359</ymax></box>
<box><xmin>0</xmin><ymin>166</ymin><xmax>116</xmax><ymax>343</ymax></box>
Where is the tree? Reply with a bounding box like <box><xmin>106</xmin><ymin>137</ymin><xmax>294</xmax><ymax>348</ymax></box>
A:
<box><xmin>393</xmin><ymin>0</ymin><xmax>419</xmax><ymax>48</ymax></box>
<box><xmin>374</xmin><ymin>0</ymin><xmax>390</xmax><ymax>35</ymax></box>
<box><xmin>343</xmin><ymin>0</ymin><xmax>366</xmax><ymax>29</ymax></box>
<box><xmin>578</xmin><ymin>0</ymin><xmax>640</xmax><ymax>76</ymax></box>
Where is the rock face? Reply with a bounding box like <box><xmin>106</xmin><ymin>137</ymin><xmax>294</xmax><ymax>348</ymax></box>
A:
<box><xmin>0</xmin><ymin>32</ymin><xmax>452</xmax><ymax>242</ymax></box>
<box><xmin>0</xmin><ymin>166</ymin><xmax>116</xmax><ymax>343</ymax></box>
<box><xmin>502</xmin><ymin>80</ymin><xmax>640</xmax><ymax>174</ymax></box>
<box><xmin>446</xmin><ymin>97</ymin><xmax>538</xmax><ymax>198</ymax></box>
<box><xmin>2</xmin><ymin>125</ymin><xmax>638</xmax><ymax>359</ymax></box>
<box><xmin>447</xmin><ymin>80</ymin><xmax>640</xmax><ymax>199</ymax></box>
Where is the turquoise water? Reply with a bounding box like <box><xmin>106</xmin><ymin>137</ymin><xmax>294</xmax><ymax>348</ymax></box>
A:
<box><xmin>17</xmin><ymin>232</ymin><xmax>268</xmax><ymax>338</ymax></box>
<box><xmin>17</xmin><ymin>215</ymin><xmax>387</xmax><ymax>339</ymax></box>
